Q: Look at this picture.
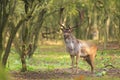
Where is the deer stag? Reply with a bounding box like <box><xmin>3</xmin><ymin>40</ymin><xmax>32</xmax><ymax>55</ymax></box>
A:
<box><xmin>60</xmin><ymin>24</ymin><xmax>97</xmax><ymax>73</ymax></box>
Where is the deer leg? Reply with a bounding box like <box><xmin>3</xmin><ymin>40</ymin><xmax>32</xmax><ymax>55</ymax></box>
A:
<box><xmin>70</xmin><ymin>55</ymin><xmax>75</xmax><ymax>73</ymax></box>
<box><xmin>75</xmin><ymin>55</ymin><xmax>79</xmax><ymax>73</ymax></box>
<box><xmin>70</xmin><ymin>55</ymin><xmax>75</xmax><ymax>68</ymax></box>
<box><xmin>85</xmin><ymin>55</ymin><xmax>94</xmax><ymax>73</ymax></box>
<box><xmin>90</xmin><ymin>55</ymin><xmax>95</xmax><ymax>73</ymax></box>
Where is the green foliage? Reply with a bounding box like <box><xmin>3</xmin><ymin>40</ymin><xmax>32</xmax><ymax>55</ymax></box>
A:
<box><xmin>0</xmin><ymin>64</ymin><xmax>9</xmax><ymax>80</ymax></box>
<box><xmin>96</xmin><ymin>50</ymin><xmax>120</xmax><ymax>69</ymax></box>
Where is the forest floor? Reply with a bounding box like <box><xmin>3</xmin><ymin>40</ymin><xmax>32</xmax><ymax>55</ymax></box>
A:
<box><xmin>11</xmin><ymin>68</ymin><xmax>120</xmax><ymax>80</ymax></box>
<box><xmin>10</xmin><ymin>41</ymin><xmax>120</xmax><ymax>80</ymax></box>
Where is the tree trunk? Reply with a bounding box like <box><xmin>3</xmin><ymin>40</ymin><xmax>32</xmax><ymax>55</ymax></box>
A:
<box><xmin>0</xmin><ymin>3</ymin><xmax>3</xmax><ymax>61</ymax></box>
<box><xmin>103</xmin><ymin>16</ymin><xmax>110</xmax><ymax>49</ymax></box>
<box><xmin>106</xmin><ymin>17</ymin><xmax>110</xmax><ymax>41</ymax></box>
<box><xmin>0</xmin><ymin>1</ymin><xmax>9</xmax><ymax>61</ymax></box>
<box><xmin>21</xmin><ymin>44</ymin><xmax>27</xmax><ymax>72</ymax></box>
<box><xmin>20</xmin><ymin>54</ymin><xmax>27</xmax><ymax>72</ymax></box>
<box><xmin>2</xmin><ymin>19</ymin><xmax>26</xmax><ymax>67</ymax></box>
<box><xmin>104</xmin><ymin>26</ymin><xmax>107</xmax><ymax>49</ymax></box>
<box><xmin>119</xmin><ymin>20</ymin><xmax>120</xmax><ymax>45</ymax></box>
<box><xmin>28</xmin><ymin>9</ymin><xmax>46</xmax><ymax>57</ymax></box>
<box><xmin>0</xmin><ymin>29</ymin><xmax>3</xmax><ymax>61</ymax></box>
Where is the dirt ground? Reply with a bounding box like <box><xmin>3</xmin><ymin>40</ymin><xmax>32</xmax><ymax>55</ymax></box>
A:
<box><xmin>11</xmin><ymin>68</ymin><xmax>120</xmax><ymax>80</ymax></box>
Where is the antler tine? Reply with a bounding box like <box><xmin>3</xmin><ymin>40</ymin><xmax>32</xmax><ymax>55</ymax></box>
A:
<box><xmin>67</xmin><ymin>24</ymin><xmax>71</xmax><ymax>29</ymax></box>
<box><xmin>59</xmin><ymin>23</ymin><xmax>66</xmax><ymax>29</ymax></box>
<box><xmin>59</xmin><ymin>7</ymin><xmax>66</xmax><ymax>30</ymax></box>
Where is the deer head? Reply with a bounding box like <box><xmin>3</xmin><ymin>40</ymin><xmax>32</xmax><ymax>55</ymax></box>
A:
<box><xmin>59</xmin><ymin>23</ymin><xmax>73</xmax><ymax>40</ymax></box>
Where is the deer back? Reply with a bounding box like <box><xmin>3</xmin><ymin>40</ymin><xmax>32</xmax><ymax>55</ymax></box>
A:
<box><xmin>79</xmin><ymin>40</ymin><xmax>97</xmax><ymax>56</ymax></box>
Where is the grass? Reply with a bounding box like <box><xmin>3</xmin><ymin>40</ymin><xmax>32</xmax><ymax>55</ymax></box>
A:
<box><xmin>7</xmin><ymin>45</ymin><xmax>71</xmax><ymax>71</ymax></box>
<box><xmin>6</xmin><ymin>45</ymin><xmax>120</xmax><ymax>80</ymax></box>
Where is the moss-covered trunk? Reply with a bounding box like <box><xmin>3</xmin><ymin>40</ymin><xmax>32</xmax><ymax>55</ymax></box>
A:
<box><xmin>20</xmin><ymin>44</ymin><xmax>27</xmax><ymax>72</ymax></box>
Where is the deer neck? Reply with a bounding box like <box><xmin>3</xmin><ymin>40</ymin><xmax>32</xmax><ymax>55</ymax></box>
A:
<box><xmin>64</xmin><ymin>35</ymin><xmax>78</xmax><ymax>49</ymax></box>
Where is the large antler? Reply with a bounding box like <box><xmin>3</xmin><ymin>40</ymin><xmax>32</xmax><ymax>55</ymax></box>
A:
<box><xmin>69</xmin><ymin>9</ymin><xmax>84</xmax><ymax>29</ymax></box>
<box><xmin>59</xmin><ymin>8</ymin><xmax>84</xmax><ymax>31</ymax></box>
<box><xmin>59</xmin><ymin>7</ymin><xmax>66</xmax><ymax>29</ymax></box>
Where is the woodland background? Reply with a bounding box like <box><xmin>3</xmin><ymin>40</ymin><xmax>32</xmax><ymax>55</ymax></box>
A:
<box><xmin>0</xmin><ymin>0</ymin><xmax>120</xmax><ymax>80</ymax></box>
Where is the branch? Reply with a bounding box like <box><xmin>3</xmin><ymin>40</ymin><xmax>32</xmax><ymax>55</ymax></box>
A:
<box><xmin>104</xmin><ymin>64</ymin><xmax>116</xmax><ymax>68</ymax></box>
